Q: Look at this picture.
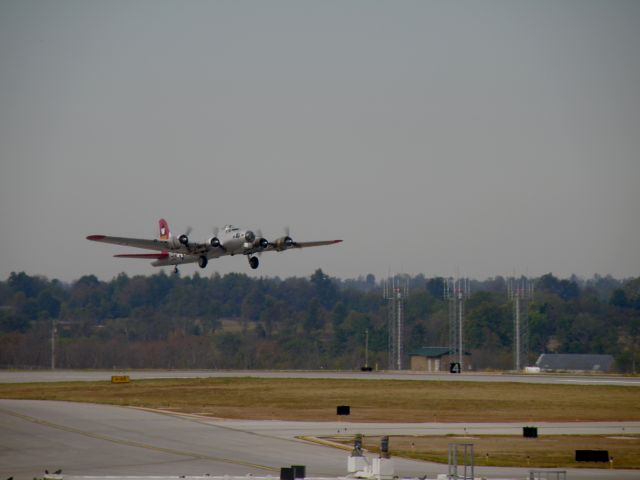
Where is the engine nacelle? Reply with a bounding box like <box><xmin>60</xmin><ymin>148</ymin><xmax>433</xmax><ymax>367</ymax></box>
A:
<box><xmin>274</xmin><ymin>236</ymin><xmax>294</xmax><ymax>251</ymax></box>
<box><xmin>209</xmin><ymin>237</ymin><xmax>221</xmax><ymax>248</ymax></box>
<box><xmin>244</xmin><ymin>230</ymin><xmax>256</xmax><ymax>243</ymax></box>
<box><xmin>178</xmin><ymin>234</ymin><xmax>189</xmax><ymax>246</ymax></box>
<box><xmin>254</xmin><ymin>237</ymin><xmax>269</xmax><ymax>249</ymax></box>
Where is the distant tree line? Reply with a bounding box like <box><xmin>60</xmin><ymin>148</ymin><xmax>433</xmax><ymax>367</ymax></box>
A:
<box><xmin>0</xmin><ymin>270</ymin><xmax>638</xmax><ymax>372</ymax></box>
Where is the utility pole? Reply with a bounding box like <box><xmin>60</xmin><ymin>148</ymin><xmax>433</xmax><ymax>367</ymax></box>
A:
<box><xmin>364</xmin><ymin>329</ymin><xmax>369</xmax><ymax>369</ymax></box>
<box><xmin>51</xmin><ymin>318</ymin><xmax>56</xmax><ymax>370</ymax></box>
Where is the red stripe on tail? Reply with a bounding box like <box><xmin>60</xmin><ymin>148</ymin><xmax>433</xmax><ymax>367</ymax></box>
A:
<box><xmin>159</xmin><ymin>219</ymin><xmax>170</xmax><ymax>240</ymax></box>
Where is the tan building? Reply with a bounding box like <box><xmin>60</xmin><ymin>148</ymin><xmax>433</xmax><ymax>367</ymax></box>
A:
<box><xmin>409</xmin><ymin>347</ymin><xmax>451</xmax><ymax>372</ymax></box>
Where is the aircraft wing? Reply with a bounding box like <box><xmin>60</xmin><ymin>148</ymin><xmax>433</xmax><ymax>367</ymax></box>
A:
<box><xmin>292</xmin><ymin>240</ymin><xmax>343</xmax><ymax>248</ymax></box>
<box><xmin>258</xmin><ymin>239</ymin><xmax>342</xmax><ymax>253</ymax></box>
<box><xmin>87</xmin><ymin>234</ymin><xmax>222</xmax><ymax>256</ymax></box>
<box><xmin>86</xmin><ymin>235</ymin><xmax>174</xmax><ymax>253</ymax></box>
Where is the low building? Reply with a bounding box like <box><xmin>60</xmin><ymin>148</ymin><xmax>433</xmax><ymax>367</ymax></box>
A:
<box><xmin>409</xmin><ymin>347</ymin><xmax>451</xmax><ymax>372</ymax></box>
<box><xmin>535</xmin><ymin>353</ymin><xmax>615</xmax><ymax>372</ymax></box>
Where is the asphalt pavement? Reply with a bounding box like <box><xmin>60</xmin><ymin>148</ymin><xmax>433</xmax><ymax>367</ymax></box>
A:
<box><xmin>1</xmin><ymin>399</ymin><xmax>639</xmax><ymax>480</ymax></box>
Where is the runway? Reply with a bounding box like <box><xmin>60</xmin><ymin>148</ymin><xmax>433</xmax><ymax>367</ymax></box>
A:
<box><xmin>1</xmin><ymin>399</ymin><xmax>638</xmax><ymax>480</ymax></box>
<box><xmin>2</xmin><ymin>369</ymin><xmax>639</xmax><ymax>386</ymax></box>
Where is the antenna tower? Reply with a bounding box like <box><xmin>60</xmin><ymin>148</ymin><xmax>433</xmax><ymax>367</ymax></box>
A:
<box><xmin>383</xmin><ymin>275</ymin><xmax>408</xmax><ymax>370</ymax></box>
<box><xmin>444</xmin><ymin>277</ymin><xmax>470</xmax><ymax>371</ymax></box>
<box><xmin>508</xmin><ymin>277</ymin><xmax>534</xmax><ymax>371</ymax></box>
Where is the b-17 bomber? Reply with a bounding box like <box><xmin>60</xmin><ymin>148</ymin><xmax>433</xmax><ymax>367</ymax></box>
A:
<box><xmin>87</xmin><ymin>219</ymin><xmax>342</xmax><ymax>273</ymax></box>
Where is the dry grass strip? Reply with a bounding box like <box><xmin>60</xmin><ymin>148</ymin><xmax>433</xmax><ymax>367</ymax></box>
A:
<box><xmin>1</xmin><ymin>377</ymin><xmax>638</xmax><ymax>423</ymax></box>
<box><xmin>325</xmin><ymin>434</ymin><xmax>640</xmax><ymax>469</ymax></box>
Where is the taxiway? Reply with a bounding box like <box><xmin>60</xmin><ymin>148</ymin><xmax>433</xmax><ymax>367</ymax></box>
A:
<box><xmin>1</xmin><ymin>369</ymin><xmax>639</xmax><ymax>386</ymax></box>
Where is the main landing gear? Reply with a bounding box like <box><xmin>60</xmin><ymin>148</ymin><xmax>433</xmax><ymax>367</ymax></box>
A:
<box><xmin>198</xmin><ymin>255</ymin><xmax>208</xmax><ymax>268</ymax></box>
<box><xmin>248</xmin><ymin>256</ymin><xmax>259</xmax><ymax>270</ymax></box>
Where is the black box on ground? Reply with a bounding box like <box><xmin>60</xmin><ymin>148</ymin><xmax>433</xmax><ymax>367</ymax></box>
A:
<box><xmin>291</xmin><ymin>465</ymin><xmax>305</xmax><ymax>478</ymax></box>
<box><xmin>575</xmin><ymin>450</ymin><xmax>609</xmax><ymax>462</ymax></box>
<box><xmin>336</xmin><ymin>405</ymin><xmax>350</xmax><ymax>416</ymax></box>
<box><xmin>280</xmin><ymin>467</ymin><xmax>294</xmax><ymax>480</ymax></box>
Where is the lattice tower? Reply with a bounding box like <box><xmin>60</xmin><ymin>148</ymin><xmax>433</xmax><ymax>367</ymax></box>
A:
<box><xmin>508</xmin><ymin>277</ymin><xmax>534</xmax><ymax>371</ymax></box>
<box><xmin>444</xmin><ymin>278</ymin><xmax>470</xmax><ymax>371</ymax></box>
<box><xmin>383</xmin><ymin>276</ymin><xmax>408</xmax><ymax>370</ymax></box>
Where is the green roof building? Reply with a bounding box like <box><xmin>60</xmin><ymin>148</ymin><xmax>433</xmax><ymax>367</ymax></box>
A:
<box><xmin>409</xmin><ymin>347</ymin><xmax>451</xmax><ymax>372</ymax></box>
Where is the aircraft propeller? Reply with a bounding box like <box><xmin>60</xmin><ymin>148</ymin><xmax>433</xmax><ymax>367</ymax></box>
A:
<box><xmin>253</xmin><ymin>228</ymin><xmax>269</xmax><ymax>251</ymax></box>
<box><xmin>210</xmin><ymin>226</ymin><xmax>222</xmax><ymax>248</ymax></box>
<box><xmin>284</xmin><ymin>226</ymin><xmax>295</xmax><ymax>247</ymax></box>
<box><xmin>272</xmin><ymin>226</ymin><xmax>295</xmax><ymax>250</ymax></box>
<box><xmin>178</xmin><ymin>226</ymin><xmax>192</xmax><ymax>246</ymax></box>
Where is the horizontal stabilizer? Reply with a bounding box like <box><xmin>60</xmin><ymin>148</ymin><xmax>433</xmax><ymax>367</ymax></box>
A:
<box><xmin>114</xmin><ymin>253</ymin><xmax>169</xmax><ymax>260</ymax></box>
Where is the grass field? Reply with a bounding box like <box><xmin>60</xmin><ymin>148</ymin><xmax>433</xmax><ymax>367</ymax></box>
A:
<box><xmin>1</xmin><ymin>377</ymin><xmax>639</xmax><ymax>423</ymax></box>
<box><xmin>325</xmin><ymin>434</ymin><xmax>640</xmax><ymax>469</ymax></box>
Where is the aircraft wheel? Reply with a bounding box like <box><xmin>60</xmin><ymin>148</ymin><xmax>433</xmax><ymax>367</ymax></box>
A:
<box><xmin>249</xmin><ymin>256</ymin><xmax>259</xmax><ymax>269</ymax></box>
<box><xmin>198</xmin><ymin>256</ymin><xmax>208</xmax><ymax>268</ymax></box>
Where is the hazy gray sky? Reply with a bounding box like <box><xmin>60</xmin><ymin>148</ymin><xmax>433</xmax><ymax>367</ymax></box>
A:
<box><xmin>1</xmin><ymin>0</ymin><xmax>639</xmax><ymax>282</ymax></box>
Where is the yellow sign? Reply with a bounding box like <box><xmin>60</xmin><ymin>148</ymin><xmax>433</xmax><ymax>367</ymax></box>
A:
<box><xmin>111</xmin><ymin>375</ymin><xmax>130</xmax><ymax>383</ymax></box>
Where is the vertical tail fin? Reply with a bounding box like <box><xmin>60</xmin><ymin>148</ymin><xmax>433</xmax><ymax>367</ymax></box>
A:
<box><xmin>159</xmin><ymin>218</ymin><xmax>170</xmax><ymax>240</ymax></box>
